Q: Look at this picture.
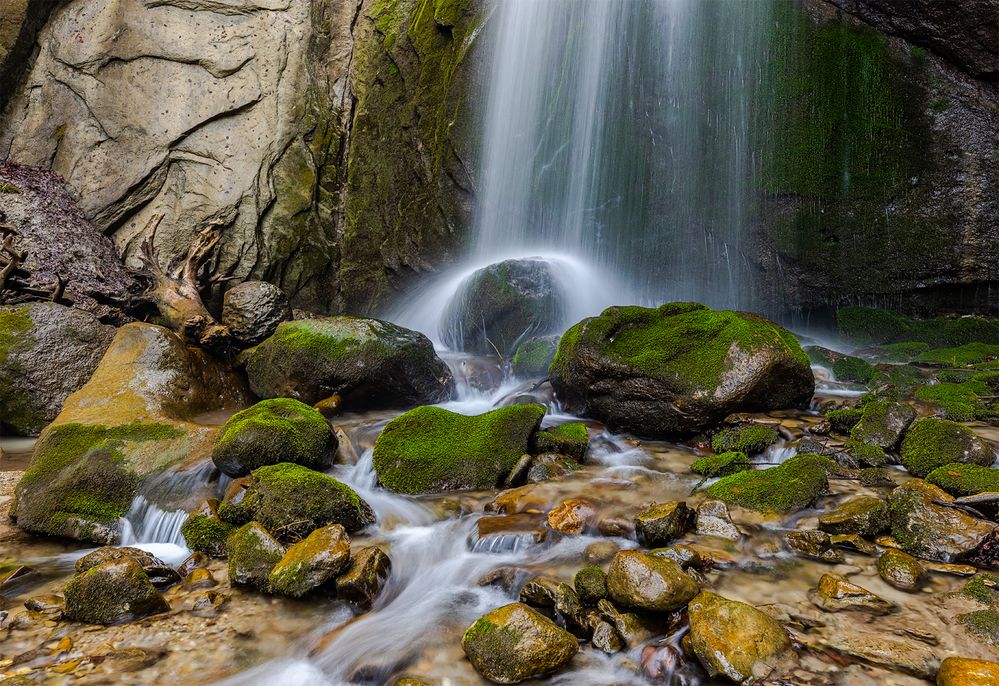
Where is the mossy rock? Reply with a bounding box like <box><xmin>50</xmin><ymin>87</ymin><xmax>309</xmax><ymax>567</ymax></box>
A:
<box><xmin>573</xmin><ymin>566</ymin><xmax>607</xmax><ymax>606</ymax></box>
<box><xmin>916</xmin><ymin>343</ymin><xmax>999</xmax><ymax>367</ymax></box>
<box><xmin>63</xmin><ymin>558</ymin><xmax>169</xmax><ymax>624</ymax></box>
<box><xmin>899</xmin><ymin>418</ymin><xmax>994</xmax><ymax>477</ymax></box>
<box><xmin>825</xmin><ymin>408</ymin><xmax>863</xmax><ymax>434</ymax></box>
<box><xmin>710</xmin><ymin>424</ymin><xmax>779</xmax><ymax>455</ymax></box>
<box><xmin>606</xmin><ymin>550</ymin><xmax>699</xmax><ymax>612</ymax></box>
<box><xmin>441</xmin><ymin>259</ymin><xmax>564</xmax><ymax>356</ymax></box>
<box><xmin>843</xmin><ymin>440</ymin><xmax>887</xmax><ymax>467</ymax></box>
<box><xmin>212</xmin><ymin>398</ymin><xmax>336</xmax><ymax>477</ymax></box>
<box><xmin>181</xmin><ymin>499</ymin><xmax>234</xmax><ymax>558</ymax></box>
<box><xmin>836</xmin><ymin>307</ymin><xmax>913</xmax><ymax>345</ymax></box>
<box><xmin>335</xmin><ymin>545</ymin><xmax>391</xmax><ymax>608</ymax></box>
<box><xmin>962</xmin><ymin>573</ymin><xmax>999</xmax><ymax>606</ymax></box>
<box><xmin>511</xmin><ymin>335</ymin><xmax>559</xmax><ymax>377</ymax></box>
<box><xmin>877</xmin><ymin>549</ymin><xmax>924</xmax><ymax>591</ymax></box>
<box><xmin>634</xmin><ymin>501</ymin><xmax>693</xmax><ymax>548</ymax></box>
<box><xmin>926</xmin><ymin>463</ymin><xmax>999</xmax><ymax>497</ymax></box>
<box><xmin>268</xmin><ymin>524</ymin><xmax>351</xmax><ymax>597</ymax></box>
<box><xmin>849</xmin><ymin>400</ymin><xmax>916</xmax><ymax>450</ymax></box>
<box><xmin>832</xmin><ymin>355</ymin><xmax>878</xmax><ymax>384</ymax></box>
<box><xmin>691</xmin><ymin>451</ymin><xmax>750</xmax><ymax>478</ymax></box>
<box><xmin>705</xmin><ymin>454</ymin><xmax>832</xmax><ymax>514</ymax></box>
<box><xmin>915</xmin><ymin>378</ymin><xmax>996</xmax><ymax>421</ymax></box>
<box><xmin>219</xmin><ymin>463</ymin><xmax>374</xmax><ymax>542</ymax></box>
<box><xmin>245</xmin><ymin>317</ymin><xmax>453</xmax><ymax>410</ymax></box>
<box><xmin>960</xmin><ymin>609</ymin><xmax>999</xmax><ymax>646</ymax></box>
<box><xmin>372</xmin><ymin>404</ymin><xmax>546</xmax><ymax>494</ymax></box>
<box><xmin>888</xmin><ymin>479</ymin><xmax>998</xmax><ymax>562</ymax></box>
<box><xmin>549</xmin><ymin>303</ymin><xmax>814</xmax><ymax>437</ymax></box>
<box><xmin>817</xmin><ymin>496</ymin><xmax>888</xmax><ymax>537</ymax></box>
<box><xmin>875</xmin><ymin>342</ymin><xmax>930</xmax><ymax>362</ymax></box>
<box><xmin>836</xmin><ymin>308</ymin><xmax>999</xmax><ymax>348</ymax></box>
<box><xmin>226</xmin><ymin>521</ymin><xmax>284</xmax><ymax>589</ymax></box>
<box><xmin>531</xmin><ymin>422</ymin><xmax>588</xmax><ymax>461</ymax></box>
<box><xmin>75</xmin><ymin>547</ymin><xmax>179</xmax><ymax>588</ymax></box>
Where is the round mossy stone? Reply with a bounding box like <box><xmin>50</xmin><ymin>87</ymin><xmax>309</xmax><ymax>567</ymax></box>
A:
<box><xmin>710</xmin><ymin>424</ymin><xmax>779</xmax><ymax>455</ymax></box>
<box><xmin>899</xmin><ymin>418</ymin><xmax>994</xmax><ymax>478</ymax></box>
<box><xmin>691</xmin><ymin>451</ymin><xmax>751</xmax><ymax>478</ymax></box>
<box><xmin>704</xmin><ymin>454</ymin><xmax>833</xmax><ymax>514</ymax></box>
<box><xmin>63</xmin><ymin>557</ymin><xmax>169</xmax><ymax>624</ymax></box>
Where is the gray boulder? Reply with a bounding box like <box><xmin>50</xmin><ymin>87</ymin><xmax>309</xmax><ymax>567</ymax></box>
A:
<box><xmin>222</xmin><ymin>281</ymin><xmax>292</xmax><ymax>348</ymax></box>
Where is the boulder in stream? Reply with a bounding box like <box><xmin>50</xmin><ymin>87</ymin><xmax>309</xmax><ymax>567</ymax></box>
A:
<box><xmin>849</xmin><ymin>401</ymin><xmax>916</xmax><ymax>451</ymax></box>
<box><xmin>226</xmin><ymin>522</ymin><xmax>284</xmax><ymax>589</ymax></box>
<box><xmin>268</xmin><ymin>524</ymin><xmax>351</xmax><ymax>597</ymax></box>
<box><xmin>899</xmin><ymin>417</ymin><xmax>995</xmax><ymax>478</ymax></box>
<box><xmin>335</xmin><ymin>545</ymin><xmax>391</xmax><ymax>608</ymax></box>
<box><xmin>510</xmin><ymin>335</ymin><xmax>559</xmax><ymax>377</ymax></box>
<box><xmin>245</xmin><ymin>316</ymin><xmax>453</xmax><ymax>410</ymax></box>
<box><xmin>705</xmin><ymin>454</ymin><xmax>832</xmax><ymax>514</ymax></box>
<box><xmin>877</xmin><ymin>549</ymin><xmax>925</xmax><ymax>591</ymax></box>
<box><xmin>937</xmin><ymin>656</ymin><xmax>999</xmax><ymax>686</ymax></box>
<box><xmin>817</xmin><ymin>496</ymin><xmax>888</xmax><ymax>537</ymax></box>
<box><xmin>549</xmin><ymin>303</ymin><xmax>814</xmax><ymax>437</ymax></box>
<box><xmin>64</xmin><ymin>557</ymin><xmax>170</xmax><ymax>624</ymax></box>
<box><xmin>634</xmin><ymin>501</ymin><xmax>693</xmax><ymax>547</ymax></box>
<box><xmin>606</xmin><ymin>550</ymin><xmax>699</xmax><ymax>612</ymax></box>
<box><xmin>181</xmin><ymin>499</ymin><xmax>235</xmax><ymax>558</ymax></box>
<box><xmin>76</xmin><ymin>547</ymin><xmax>179</xmax><ymax>588</ymax></box>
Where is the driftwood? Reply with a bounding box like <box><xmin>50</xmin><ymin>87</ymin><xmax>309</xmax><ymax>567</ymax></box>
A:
<box><xmin>135</xmin><ymin>214</ymin><xmax>231</xmax><ymax>351</ymax></box>
<box><xmin>0</xmin><ymin>217</ymin><xmax>73</xmax><ymax>306</ymax></box>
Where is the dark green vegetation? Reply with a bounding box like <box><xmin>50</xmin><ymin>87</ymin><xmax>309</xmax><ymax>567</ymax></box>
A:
<box><xmin>705</xmin><ymin>454</ymin><xmax>833</xmax><ymax>513</ymax></box>
<box><xmin>532</xmin><ymin>422</ymin><xmax>589</xmax><ymax>460</ymax></box>
<box><xmin>710</xmin><ymin>424</ymin><xmax>779</xmax><ymax>455</ymax></box>
<box><xmin>899</xmin><ymin>418</ymin><xmax>995</xmax><ymax>477</ymax></box>
<box><xmin>837</xmin><ymin>307</ymin><xmax>999</xmax><ymax>348</ymax></box>
<box><xmin>926</xmin><ymin>464</ymin><xmax>999</xmax><ymax>497</ymax></box>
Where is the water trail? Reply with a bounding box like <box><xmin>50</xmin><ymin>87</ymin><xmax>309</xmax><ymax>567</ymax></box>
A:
<box><xmin>120</xmin><ymin>496</ymin><xmax>188</xmax><ymax>548</ymax></box>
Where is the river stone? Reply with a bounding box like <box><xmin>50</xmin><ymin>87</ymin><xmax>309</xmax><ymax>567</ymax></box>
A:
<box><xmin>547</xmin><ymin>499</ymin><xmax>596</xmax><ymax>536</ymax></box>
<box><xmin>335</xmin><ymin>545</ymin><xmax>391</xmax><ymax>608</ymax></box>
<box><xmin>899</xmin><ymin>418</ymin><xmax>995</xmax><ymax>478</ymax></box>
<box><xmin>219</xmin><ymin>463</ymin><xmax>374</xmax><ymax>542</ymax></box>
<box><xmin>695</xmin><ymin>500</ymin><xmax>741</xmax><ymax>541</ymax></box>
<box><xmin>64</xmin><ymin>558</ymin><xmax>169</xmax><ymax>625</ymax></box>
<box><xmin>182</xmin><ymin>568</ymin><xmax>217</xmax><ymax>590</ymax></box>
<box><xmin>877</xmin><ymin>549</ymin><xmax>924</xmax><ymax>591</ymax></box>
<box><xmin>181</xmin><ymin>499</ymin><xmax>235</xmax><ymax>558</ymax></box>
<box><xmin>226</xmin><ymin>522</ymin><xmax>284</xmax><ymax>590</ymax></box>
<box><xmin>690</xmin><ymin>451</ymin><xmax>751</xmax><ymax>478</ymax></box>
<box><xmin>13</xmin><ymin>322</ymin><xmax>250</xmax><ymax>545</ymax></box>
<box><xmin>809</xmin><ymin>573</ymin><xmax>897</xmax><ymax>615</ymax></box>
<box><xmin>211</xmin><ymin>398</ymin><xmax>337</xmax><ymax>477</ymax></box>
<box><xmin>222</xmin><ymin>281</ymin><xmax>292</xmax><ymax>348</ymax></box>
<box><xmin>441</xmin><ymin>258</ymin><xmax>564</xmax><ymax>356</ymax></box>
<box><xmin>461</xmin><ymin>602</ymin><xmax>578</xmax><ymax>684</ymax></box>
<box><xmin>650</xmin><ymin>544</ymin><xmax>705</xmax><ymax>570</ymax></box>
<box><xmin>573</xmin><ymin>567</ymin><xmax>608</xmax><ymax>606</ymax></box>
<box><xmin>687</xmin><ymin>591</ymin><xmax>791</xmax><ymax>683</ymax></box>
<box><xmin>815</xmin><ymin>628</ymin><xmax>938</xmax><ymax>680</ymax></box>
<box><xmin>75</xmin><ymin>547</ymin><xmax>179</xmax><ymax>589</ymax></box>
<box><xmin>888</xmin><ymin>479</ymin><xmax>999</xmax><ymax>563</ymax></box>
<box><xmin>0</xmin><ymin>302</ymin><xmax>115</xmax><ymax>436</ymax></box>
<box><xmin>245</xmin><ymin>317</ymin><xmax>454</xmax><ymax>410</ymax></box>
<box><xmin>634</xmin><ymin>501</ymin><xmax>693</xmax><ymax>547</ymax></box>
<box><xmin>531</xmin><ymin>422</ymin><xmax>588</xmax><ymax>460</ymax></box>
<box><xmin>596</xmin><ymin>598</ymin><xmax>654</xmax><ymax>648</ymax></box>
<box><xmin>519</xmin><ymin>576</ymin><xmax>561</xmax><ymax>608</ymax></box>
<box><xmin>937</xmin><ymin>656</ymin><xmax>999</xmax><ymax>685</ymax></box>
<box><xmin>710</xmin><ymin>424</ymin><xmax>780</xmax><ymax>455</ymax></box>
<box><xmin>591</xmin><ymin>621</ymin><xmax>624</xmax><ymax>654</ymax></box>
<box><xmin>549</xmin><ymin>303</ymin><xmax>814</xmax><ymax>437</ymax></box>
<box><xmin>849</xmin><ymin>401</ymin><xmax>916</xmax><ymax>451</ymax></box>
<box><xmin>606</xmin><ymin>550</ymin><xmax>699</xmax><ymax>612</ymax></box>
<box><xmin>817</xmin><ymin>496</ymin><xmax>888</xmax><ymax>537</ymax></box>
<box><xmin>268</xmin><ymin>524</ymin><xmax>351</xmax><ymax>597</ymax></box>
<box><xmin>372</xmin><ymin>404</ymin><xmax>546</xmax><ymax>494</ymax></box>
<box><xmin>786</xmin><ymin>530</ymin><xmax>844</xmax><ymax>563</ymax></box>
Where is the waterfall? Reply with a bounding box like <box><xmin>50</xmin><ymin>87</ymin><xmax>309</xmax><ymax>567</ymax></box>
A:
<box><xmin>473</xmin><ymin>0</ymin><xmax>775</xmax><ymax>311</ymax></box>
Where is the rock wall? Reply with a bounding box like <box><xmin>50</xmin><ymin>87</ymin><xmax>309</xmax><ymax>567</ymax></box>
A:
<box><xmin>0</xmin><ymin>0</ymin><xmax>487</xmax><ymax>315</ymax></box>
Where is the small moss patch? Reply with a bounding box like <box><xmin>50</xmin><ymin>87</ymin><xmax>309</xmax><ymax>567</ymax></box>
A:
<box><xmin>825</xmin><ymin>408</ymin><xmax>863</xmax><ymax>434</ymax></box>
<box><xmin>926</xmin><ymin>463</ymin><xmax>999</xmax><ymax>497</ymax></box>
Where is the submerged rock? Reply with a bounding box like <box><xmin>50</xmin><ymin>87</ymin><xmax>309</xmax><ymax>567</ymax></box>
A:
<box><xmin>211</xmin><ymin>398</ymin><xmax>337</xmax><ymax>477</ymax></box>
<box><xmin>511</xmin><ymin>335</ymin><xmax>560</xmax><ymax>377</ymax></box>
<box><xmin>705</xmin><ymin>454</ymin><xmax>832</xmax><ymax>514</ymax></box>
<box><xmin>245</xmin><ymin>317</ymin><xmax>453</xmax><ymax>409</ymax></box>
<box><xmin>809</xmin><ymin>573</ymin><xmax>897</xmax><ymax>615</ymax></box>
<box><xmin>817</xmin><ymin>496</ymin><xmax>888</xmax><ymax>537</ymax></box>
<box><xmin>549</xmin><ymin>303</ymin><xmax>814</xmax><ymax>437</ymax></box>
<box><xmin>899</xmin><ymin>418</ymin><xmax>994</xmax><ymax>478</ymax></box>
<box><xmin>268</xmin><ymin>524</ymin><xmax>351</xmax><ymax>597</ymax></box>
<box><xmin>815</xmin><ymin>628</ymin><xmax>938</xmax><ymax>679</ymax></box>
<box><xmin>531</xmin><ymin>422</ymin><xmax>588</xmax><ymax>460</ymax></box>
<box><xmin>64</xmin><ymin>558</ymin><xmax>169</xmax><ymax>624</ymax></box>
<box><xmin>937</xmin><ymin>656</ymin><xmax>999</xmax><ymax>685</ymax></box>
<box><xmin>442</xmin><ymin>258</ymin><xmax>564</xmax><ymax>356</ymax></box>
<box><xmin>695</xmin><ymin>500</ymin><xmax>741</xmax><ymax>541</ymax></box>
<box><xmin>219</xmin><ymin>463</ymin><xmax>374</xmax><ymax>541</ymax></box>
<box><xmin>606</xmin><ymin>550</ymin><xmax>699</xmax><ymax>612</ymax></box>
<box><xmin>546</xmin><ymin>499</ymin><xmax>596</xmax><ymax>536</ymax></box>
<box><xmin>786</xmin><ymin>530</ymin><xmax>844</xmax><ymax>563</ymax></box>
<box><xmin>335</xmin><ymin>545</ymin><xmax>391</xmax><ymax>608</ymax></box>
<box><xmin>959</xmin><ymin>609</ymin><xmax>999</xmax><ymax>646</ymax></box>
<box><xmin>221</xmin><ymin>280</ymin><xmax>292</xmax><ymax>348</ymax></box>
<box><xmin>461</xmin><ymin>602</ymin><xmax>578</xmax><ymax>684</ymax></box>
<box><xmin>687</xmin><ymin>591</ymin><xmax>791</xmax><ymax>683</ymax></box>
<box><xmin>226</xmin><ymin>522</ymin><xmax>284</xmax><ymax>589</ymax></box>
<box><xmin>849</xmin><ymin>401</ymin><xmax>916</xmax><ymax>451</ymax></box>
<box><xmin>634</xmin><ymin>500</ymin><xmax>693</xmax><ymax>547</ymax></box>
<box><xmin>372</xmin><ymin>404</ymin><xmax>546</xmax><ymax>494</ymax></box>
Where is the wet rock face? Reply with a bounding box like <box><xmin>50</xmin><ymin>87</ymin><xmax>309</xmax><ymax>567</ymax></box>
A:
<box><xmin>849</xmin><ymin>401</ymin><xmax>916</xmax><ymax>451</ymax></box>
<box><xmin>335</xmin><ymin>545</ymin><xmax>391</xmax><ymax>608</ymax></box>
<box><xmin>227</xmin><ymin>522</ymin><xmax>285</xmax><ymax>590</ymax></box>
<box><xmin>75</xmin><ymin>547</ymin><xmax>179</xmax><ymax>589</ymax></box>
<box><xmin>245</xmin><ymin>317</ymin><xmax>454</xmax><ymax>410</ymax></box>
<box><xmin>441</xmin><ymin>259</ymin><xmax>565</xmax><ymax>356</ymax></box>
<box><xmin>0</xmin><ymin>302</ymin><xmax>115</xmax><ymax>436</ymax></box>
<box><xmin>550</xmin><ymin>303</ymin><xmax>814</xmax><ymax>437</ymax></box>
<box><xmin>222</xmin><ymin>281</ymin><xmax>292</xmax><ymax>348</ymax></box>
<box><xmin>63</xmin><ymin>557</ymin><xmax>170</xmax><ymax>625</ymax></box>
<box><xmin>937</xmin><ymin>656</ymin><xmax>999</xmax><ymax>685</ymax></box>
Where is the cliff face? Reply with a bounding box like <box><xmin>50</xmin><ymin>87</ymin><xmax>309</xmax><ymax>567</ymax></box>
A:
<box><xmin>0</xmin><ymin>0</ymin><xmax>486</xmax><ymax>315</ymax></box>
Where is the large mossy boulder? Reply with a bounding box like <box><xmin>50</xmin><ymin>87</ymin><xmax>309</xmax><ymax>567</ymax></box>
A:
<box><xmin>211</xmin><ymin>398</ymin><xmax>336</xmax><ymax>477</ymax></box>
<box><xmin>899</xmin><ymin>418</ymin><xmax>994</xmax><ymax>478</ymax></box>
<box><xmin>687</xmin><ymin>591</ymin><xmax>791</xmax><ymax>683</ymax></box>
<box><xmin>219</xmin><ymin>462</ymin><xmax>374</xmax><ymax>541</ymax></box>
<box><xmin>441</xmin><ymin>259</ymin><xmax>564</xmax><ymax>356</ymax></box>
<box><xmin>705</xmin><ymin>454</ymin><xmax>832</xmax><ymax>514</ymax></box>
<box><xmin>0</xmin><ymin>302</ymin><xmax>115</xmax><ymax>435</ymax></box>
<box><xmin>461</xmin><ymin>602</ymin><xmax>578</xmax><ymax>683</ymax></box>
<box><xmin>245</xmin><ymin>317</ymin><xmax>453</xmax><ymax>410</ymax></box>
<box><xmin>372</xmin><ymin>404</ymin><xmax>546</xmax><ymax>494</ymax></box>
<box><xmin>63</xmin><ymin>557</ymin><xmax>169</xmax><ymax>624</ymax></box>
<box><xmin>13</xmin><ymin>323</ymin><xmax>250</xmax><ymax>544</ymax></box>
<box><xmin>549</xmin><ymin>303</ymin><xmax>814</xmax><ymax>437</ymax></box>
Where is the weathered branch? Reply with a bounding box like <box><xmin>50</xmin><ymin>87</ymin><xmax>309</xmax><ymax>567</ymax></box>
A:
<box><xmin>0</xmin><ymin>221</ymin><xmax>73</xmax><ymax>306</ymax></box>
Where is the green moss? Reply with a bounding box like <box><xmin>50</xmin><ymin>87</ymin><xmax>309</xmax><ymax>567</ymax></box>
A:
<box><xmin>836</xmin><ymin>308</ymin><xmax>913</xmax><ymax>345</ymax></box>
<box><xmin>844</xmin><ymin>440</ymin><xmax>887</xmax><ymax>467</ymax></box>
<box><xmin>825</xmin><ymin>408</ymin><xmax>863</xmax><ymax>434</ymax></box>
<box><xmin>511</xmin><ymin>336</ymin><xmax>559</xmax><ymax>377</ymax></box>
<box><xmin>878</xmin><ymin>342</ymin><xmax>931</xmax><ymax>361</ymax></box>
<box><xmin>858</xmin><ymin>467</ymin><xmax>894</xmax><ymax>488</ymax></box>
<box><xmin>0</xmin><ymin>306</ymin><xmax>38</xmax><ymax>434</ymax></box>
<box><xmin>710</xmin><ymin>425</ymin><xmax>780</xmax><ymax>455</ymax></box>
<box><xmin>916</xmin><ymin>343</ymin><xmax>999</xmax><ymax>367</ymax></box>
<box><xmin>181</xmin><ymin>514</ymin><xmax>235</xmax><ymax>557</ymax></box>
<box><xmin>373</xmin><ymin>404</ymin><xmax>546</xmax><ymax>493</ymax></box>
<box><xmin>959</xmin><ymin>609</ymin><xmax>999</xmax><ymax>646</ymax></box>
<box><xmin>899</xmin><ymin>418</ymin><xmax>993</xmax><ymax>477</ymax></box>
<box><xmin>915</xmin><ymin>380</ymin><xmax>993</xmax><ymax>421</ymax></box>
<box><xmin>573</xmin><ymin>566</ymin><xmax>607</xmax><ymax>605</ymax></box>
<box><xmin>832</xmin><ymin>356</ymin><xmax>878</xmax><ymax>384</ymax></box>
<box><xmin>704</xmin><ymin>454</ymin><xmax>832</xmax><ymax>513</ymax></box>
<box><xmin>226</xmin><ymin>522</ymin><xmax>285</xmax><ymax>588</ymax></box>
<box><xmin>926</xmin><ymin>463</ymin><xmax>999</xmax><ymax>497</ymax></box>
<box><xmin>691</xmin><ymin>451</ymin><xmax>751</xmax><ymax>478</ymax></box>
<box><xmin>962</xmin><ymin>573</ymin><xmax>999</xmax><ymax>606</ymax></box>
<box><xmin>532</xmin><ymin>422</ymin><xmax>588</xmax><ymax>460</ymax></box>
<box><xmin>0</xmin><ymin>181</ymin><xmax>20</xmax><ymax>193</ymax></box>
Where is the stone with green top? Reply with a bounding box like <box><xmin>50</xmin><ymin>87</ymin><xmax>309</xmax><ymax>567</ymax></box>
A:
<box><xmin>511</xmin><ymin>335</ymin><xmax>559</xmax><ymax>377</ymax></box>
<box><xmin>710</xmin><ymin>424</ymin><xmax>780</xmax><ymax>455</ymax></box>
<box><xmin>606</xmin><ymin>550</ymin><xmax>699</xmax><ymax>612</ymax></box>
<box><xmin>531</xmin><ymin>422</ymin><xmax>588</xmax><ymax>460</ymax></box>
<box><xmin>849</xmin><ymin>401</ymin><xmax>916</xmax><ymax>450</ymax></box>
<box><xmin>899</xmin><ymin>418</ymin><xmax>994</xmax><ymax>477</ymax></box>
<box><xmin>63</xmin><ymin>557</ymin><xmax>169</xmax><ymax>624</ymax></box>
<box><xmin>226</xmin><ymin>522</ymin><xmax>284</xmax><ymax>589</ymax></box>
<box><xmin>818</xmin><ymin>496</ymin><xmax>888</xmax><ymax>537</ymax></box>
<box><xmin>690</xmin><ymin>451</ymin><xmax>750</xmax><ymax>477</ymax></box>
<box><xmin>888</xmin><ymin>479</ymin><xmax>998</xmax><ymax>562</ymax></box>
<box><xmin>705</xmin><ymin>454</ymin><xmax>832</xmax><ymax>514</ymax></box>
<box><xmin>634</xmin><ymin>501</ymin><xmax>693</xmax><ymax>547</ymax></box>
<box><xmin>927</xmin><ymin>463</ymin><xmax>999</xmax><ymax>497</ymax></box>
<box><xmin>268</xmin><ymin>524</ymin><xmax>351</xmax><ymax>597</ymax></box>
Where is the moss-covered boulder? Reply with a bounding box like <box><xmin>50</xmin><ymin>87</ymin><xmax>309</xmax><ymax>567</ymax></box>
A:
<box><xmin>75</xmin><ymin>547</ymin><xmax>179</xmax><ymax>588</ymax></box>
<box><xmin>959</xmin><ymin>609</ymin><xmax>999</xmax><ymax>646</ymax></box>
<box><xmin>888</xmin><ymin>479</ymin><xmax>999</xmax><ymax>563</ymax></box>
<box><xmin>817</xmin><ymin>496</ymin><xmax>888</xmax><ymax>537</ymax></box>
<box><xmin>825</xmin><ymin>408</ymin><xmax>863</xmax><ymax>434</ymax></box>
<box><xmin>226</xmin><ymin>522</ymin><xmax>284</xmax><ymax>589</ymax></box>
<box><xmin>12</xmin><ymin>323</ymin><xmax>250</xmax><ymax>544</ymax></box>
<box><xmin>181</xmin><ymin>499</ymin><xmax>235</xmax><ymax>558</ymax></box>
<box><xmin>836</xmin><ymin>307</ymin><xmax>913</xmax><ymax>345</ymax></box>
<box><xmin>899</xmin><ymin>418</ymin><xmax>994</xmax><ymax>478</ymax></box>
<box><xmin>690</xmin><ymin>451</ymin><xmax>750</xmax><ymax>477</ymax></box>
<box><xmin>832</xmin><ymin>355</ymin><xmax>878</xmax><ymax>384</ymax></box>
<box><xmin>687</xmin><ymin>591</ymin><xmax>791</xmax><ymax>683</ymax></box>
<box><xmin>245</xmin><ymin>317</ymin><xmax>453</xmax><ymax>409</ymax></box>
<box><xmin>219</xmin><ymin>463</ymin><xmax>374</xmax><ymax>541</ymax></box>
<box><xmin>634</xmin><ymin>501</ymin><xmax>693</xmax><ymax>547</ymax></box>
<box><xmin>268</xmin><ymin>524</ymin><xmax>351</xmax><ymax>597</ymax></box>
<box><xmin>705</xmin><ymin>454</ymin><xmax>832</xmax><ymax>514</ymax></box>
<box><xmin>0</xmin><ymin>302</ymin><xmax>115</xmax><ymax>436</ymax></box>
<box><xmin>710</xmin><ymin>424</ymin><xmax>779</xmax><ymax>455</ymax></box>
<box><xmin>531</xmin><ymin>422</ymin><xmax>588</xmax><ymax>461</ymax></box>
<box><xmin>461</xmin><ymin>602</ymin><xmax>578</xmax><ymax>683</ymax></box>
<box><xmin>335</xmin><ymin>545</ymin><xmax>391</xmax><ymax>608</ymax></box>
<box><xmin>573</xmin><ymin>566</ymin><xmax>607</xmax><ymax>606</ymax></box>
<box><xmin>511</xmin><ymin>335</ymin><xmax>559</xmax><ymax>377</ymax></box>
<box><xmin>849</xmin><ymin>401</ymin><xmax>916</xmax><ymax>450</ymax></box>
<box><xmin>843</xmin><ymin>440</ymin><xmax>888</xmax><ymax>467</ymax></box>
<box><xmin>441</xmin><ymin>259</ymin><xmax>564</xmax><ymax>356</ymax></box>
<box><xmin>549</xmin><ymin>303</ymin><xmax>814</xmax><ymax>437</ymax></box>
<box><xmin>372</xmin><ymin>404</ymin><xmax>546</xmax><ymax>494</ymax></box>
<box><xmin>927</xmin><ymin>463</ymin><xmax>999</xmax><ymax>497</ymax></box>
<box><xmin>63</xmin><ymin>557</ymin><xmax>169</xmax><ymax>624</ymax></box>
<box><xmin>211</xmin><ymin>398</ymin><xmax>336</xmax><ymax>477</ymax></box>
<box><xmin>606</xmin><ymin>550</ymin><xmax>699</xmax><ymax>612</ymax></box>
